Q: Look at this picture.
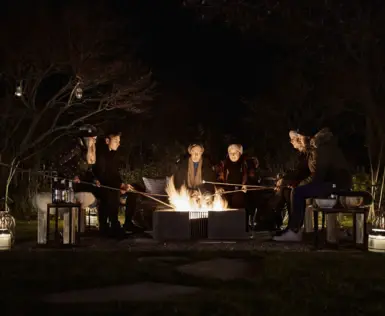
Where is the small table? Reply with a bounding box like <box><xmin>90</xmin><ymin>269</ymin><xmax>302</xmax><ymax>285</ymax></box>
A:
<box><xmin>46</xmin><ymin>203</ymin><xmax>82</xmax><ymax>246</ymax></box>
<box><xmin>313</xmin><ymin>207</ymin><xmax>369</xmax><ymax>250</ymax></box>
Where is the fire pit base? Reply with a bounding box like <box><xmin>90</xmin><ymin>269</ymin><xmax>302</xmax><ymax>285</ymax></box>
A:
<box><xmin>152</xmin><ymin>209</ymin><xmax>247</xmax><ymax>241</ymax></box>
<box><xmin>208</xmin><ymin>209</ymin><xmax>248</xmax><ymax>240</ymax></box>
<box><xmin>153</xmin><ymin>211</ymin><xmax>190</xmax><ymax>241</ymax></box>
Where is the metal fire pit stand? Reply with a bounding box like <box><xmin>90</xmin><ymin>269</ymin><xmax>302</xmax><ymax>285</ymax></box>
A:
<box><xmin>45</xmin><ymin>203</ymin><xmax>82</xmax><ymax>247</ymax></box>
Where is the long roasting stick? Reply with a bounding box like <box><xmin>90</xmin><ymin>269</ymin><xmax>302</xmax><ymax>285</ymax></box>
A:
<box><xmin>203</xmin><ymin>180</ymin><xmax>269</xmax><ymax>189</ymax></box>
<box><xmin>132</xmin><ymin>189</ymin><xmax>174</xmax><ymax>209</ymax></box>
<box><xmin>207</xmin><ymin>187</ymin><xmax>269</xmax><ymax>198</ymax></box>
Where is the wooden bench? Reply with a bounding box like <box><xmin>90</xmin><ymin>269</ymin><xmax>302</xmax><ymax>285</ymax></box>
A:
<box><xmin>312</xmin><ymin>191</ymin><xmax>372</xmax><ymax>250</ymax></box>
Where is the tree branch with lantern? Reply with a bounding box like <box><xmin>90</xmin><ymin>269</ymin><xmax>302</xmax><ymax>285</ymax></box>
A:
<box><xmin>0</xmin><ymin>2</ymin><xmax>155</xmax><ymax>211</ymax></box>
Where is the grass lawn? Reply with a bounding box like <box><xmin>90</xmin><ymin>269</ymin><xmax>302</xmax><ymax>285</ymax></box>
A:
<box><xmin>2</xmin><ymin>220</ymin><xmax>385</xmax><ymax>315</ymax></box>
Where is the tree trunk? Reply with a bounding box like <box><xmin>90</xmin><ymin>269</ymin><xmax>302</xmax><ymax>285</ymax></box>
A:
<box><xmin>4</xmin><ymin>158</ymin><xmax>19</xmax><ymax>213</ymax></box>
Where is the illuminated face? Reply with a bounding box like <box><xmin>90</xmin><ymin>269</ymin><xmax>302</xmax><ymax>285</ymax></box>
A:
<box><xmin>106</xmin><ymin>135</ymin><xmax>120</xmax><ymax>151</ymax></box>
<box><xmin>228</xmin><ymin>149</ymin><xmax>241</xmax><ymax>162</ymax></box>
<box><xmin>190</xmin><ymin>146</ymin><xmax>203</xmax><ymax>163</ymax></box>
<box><xmin>290</xmin><ymin>135</ymin><xmax>306</xmax><ymax>152</ymax></box>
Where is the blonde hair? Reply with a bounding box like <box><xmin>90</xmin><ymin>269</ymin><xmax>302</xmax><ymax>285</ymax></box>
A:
<box><xmin>228</xmin><ymin>144</ymin><xmax>243</xmax><ymax>155</ymax></box>
<box><xmin>188</xmin><ymin>144</ymin><xmax>204</xmax><ymax>154</ymax></box>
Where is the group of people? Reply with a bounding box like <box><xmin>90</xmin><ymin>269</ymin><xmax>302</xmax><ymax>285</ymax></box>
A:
<box><xmin>52</xmin><ymin>124</ymin><xmax>352</xmax><ymax>242</ymax></box>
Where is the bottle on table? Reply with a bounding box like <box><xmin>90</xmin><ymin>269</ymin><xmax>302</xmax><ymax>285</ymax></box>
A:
<box><xmin>67</xmin><ymin>181</ymin><xmax>75</xmax><ymax>203</ymax></box>
<box><xmin>60</xmin><ymin>180</ymin><xmax>68</xmax><ymax>203</ymax></box>
<box><xmin>52</xmin><ymin>177</ymin><xmax>60</xmax><ymax>203</ymax></box>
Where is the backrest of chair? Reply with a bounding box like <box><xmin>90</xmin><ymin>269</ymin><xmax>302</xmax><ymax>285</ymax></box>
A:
<box><xmin>142</xmin><ymin>177</ymin><xmax>169</xmax><ymax>195</ymax></box>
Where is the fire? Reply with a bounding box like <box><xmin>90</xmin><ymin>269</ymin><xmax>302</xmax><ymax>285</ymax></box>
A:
<box><xmin>166</xmin><ymin>176</ymin><xmax>228</xmax><ymax>216</ymax></box>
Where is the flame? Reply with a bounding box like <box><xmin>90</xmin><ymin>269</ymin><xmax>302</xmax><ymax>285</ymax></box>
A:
<box><xmin>166</xmin><ymin>176</ymin><xmax>228</xmax><ymax>217</ymax></box>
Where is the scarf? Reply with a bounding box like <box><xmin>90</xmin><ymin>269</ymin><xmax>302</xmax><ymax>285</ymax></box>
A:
<box><xmin>187</xmin><ymin>157</ymin><xmax>203</xmax><ymax>189</ymax></box>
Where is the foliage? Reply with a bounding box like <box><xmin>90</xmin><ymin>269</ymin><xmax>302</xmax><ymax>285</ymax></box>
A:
<box><xmin>352</xmin><ymin>172</ymin><xmax>371</xmax><ymax>192</ymax></box>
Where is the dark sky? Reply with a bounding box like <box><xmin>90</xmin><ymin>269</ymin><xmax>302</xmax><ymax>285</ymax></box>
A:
<box><xmin>115</xmin><ymin>1</ymin><xmax>273</xmax><ymax>122</ymax></box>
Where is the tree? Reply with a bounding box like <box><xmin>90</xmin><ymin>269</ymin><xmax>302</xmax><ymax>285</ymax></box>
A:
<box><xmin>0</xmin><ymin>2</ymin><xmax>154</xmax><ymax>208</ymax></box>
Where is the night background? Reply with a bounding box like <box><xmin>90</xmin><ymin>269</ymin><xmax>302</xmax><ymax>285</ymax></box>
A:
<box><xmin>1</xmin><ymin>0</ymin><xmax>380</xmax><ymax>175</ymax></box>
<box><xmin>1</xmin><ymin>0</ymin><xmax>385</xmax><ymax>314</ymax></box>
<box><xmin>0</xmin><ymin>0</ymin><xmax>383</xmax><ymax>209</ymax></box>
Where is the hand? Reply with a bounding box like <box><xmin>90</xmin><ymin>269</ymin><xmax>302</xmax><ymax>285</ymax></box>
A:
<box><xmin>216</xmin><ymin>188</ymin><xmax>225</xmax><ymax>195</ymax></box>
<box><xmin>95</xmin><ymin>180</ymin><xmax>101</xmax><ymax>187</ymax></box>
<box><xmin>275</xmin><ymin>179</ymin><xmax>282</xmax><ymax>191</ymax></box>
<box><xmin>73</xmin><ymin>176</ymin><xmax>80</xmax><ymax>183</ymax></box>
<box><xmin>120</xmin><ymin>183</ymin><xmax>134</xmax><ymax>193</ymax></box>
<box><xmin>125</xmin><ymin>184</ymin><xmax>134</xmax><ymax>192</ymax></box>
<box><xmin>241</xmin><ymin>185</ymin><xmax>247</xmax><ymax>193</ymax></box>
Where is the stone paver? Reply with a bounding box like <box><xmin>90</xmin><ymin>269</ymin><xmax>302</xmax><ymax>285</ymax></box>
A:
<box><xmin>177</xmin><ymin>258</ymin><xmax>257</xmax><ymax>280</ymax></box>
<box><xmin>43</xmin><ymin>282</ymin><xmax>200</xmax><ymax>303</ymax></box>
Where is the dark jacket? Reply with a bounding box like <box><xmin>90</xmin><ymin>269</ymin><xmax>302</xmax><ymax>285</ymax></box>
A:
<box><xmin>57</xmin><ymin>140</ymin><xmax>94</xmax><ymax>183</ymax></box>
<box><xmin>93</xmin><ymin>145</ymin><xmax>122</xmax><ymax>188</ymax></box>
<box><xmin>306</xmin><ymin>129</ymin><xmax>352</xmax><ymax>188</ymax></box>
<box><xmin>173</xmin><ymin>155</ymin><xmax>216</xmax><ymax>192</ymax></box>
<box><xmin>219</xmin><ymin>155</ymin><xmax>248</xmax><ymax>185</ymax></box>
<box><xmin>282</xmin><ymin>152</ymin><xmax>311</xmax><ymax>186</ymax></box>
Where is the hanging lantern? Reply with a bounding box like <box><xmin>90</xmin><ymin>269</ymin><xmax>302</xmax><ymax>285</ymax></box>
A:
<box><xmin>75</xmin><ymin>87</ymin><xmax>83</xmax><ymax>99</ymax></box>
<box><xmin>14</xmin><ymin>85</ymin><xmax>22</xmax><ymax>97</ymax></box>
<box><xmin>0</xmin><ymin>211</ymin><xmax>16</xmax><ymax>251</ymax></box>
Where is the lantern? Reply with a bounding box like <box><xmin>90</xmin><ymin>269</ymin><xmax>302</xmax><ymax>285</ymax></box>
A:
<box><xmin>75</xmin><ymin>87</ymin><xmax>83</xmax><ymax>99</ymax></box>
<box><xmin>0</xmin><ymin>211</ymin><xmax>16</xmax><ymax>250</ymax></box>
<box><xmin>14</xmin><ymin>85</ymin><xmax>22</xmax><ymax>97</ymax></box>
<box><xmin>368</xmin><ymin>212</ymin><xmax>385</xmax><ymax>253</ymax></box>
<box><xmin>85</xmin><ymin>207</ymin><xmax>99</xmax><ymax>229</ymax></box>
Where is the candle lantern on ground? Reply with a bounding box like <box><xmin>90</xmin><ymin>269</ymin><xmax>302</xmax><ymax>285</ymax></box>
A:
<box><xmin>0</xmin><ymin>211</ymin><xmax>16</xmax><ymax>251</ymax></box>
<box><xmin>85</xmin><ymin>207</ymin><xmax>99</xmax><ymax>229</ymax></box>
<box><xmin>369</xmin><ymin>212</ymin><xmax>385</xmax><ymax>253</ymax></box>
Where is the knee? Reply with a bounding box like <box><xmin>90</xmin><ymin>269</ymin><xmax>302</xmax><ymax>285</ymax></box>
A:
<box><xmin>292</xmin><ymin>186</ymin><xmax>305</xmax><ymax>200</ymax></box>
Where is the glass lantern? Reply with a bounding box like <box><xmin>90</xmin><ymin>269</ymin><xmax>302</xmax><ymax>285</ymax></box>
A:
<box><xmin>14</xmin><ymin>85</ymin><xmax>22</xmax><ymax>97</ymax></box>
<box><xmin>0</xmin><ymin>211</ymin><xmax>16</xmax><ymax>250</ymax></box>
<box><xmin>75</xmin><ymin>87</ymin><xmax>83</xmax><ymax>99</ymax></box>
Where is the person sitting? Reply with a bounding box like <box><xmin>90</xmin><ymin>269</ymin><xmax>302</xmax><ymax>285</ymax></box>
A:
<box><xmin>33</xmin><ymin>125</ymin><xmax>99</xmax><ymax>228</ymax></box>
<box><xmin>272</xmin><ymin>129</ymin><xmax>311</xmax><ymax>230</ymax></box>
<box><xmin>274</xmin><ymin>128</ymin><xmax>352</xmax><ymax>242</ymax></box>
<box><xmin>218</xmin><ymin>144</ymin><xmax>248</xmax><ymax>209</ymax></box>
<box><xmin>173</xmin><ymin>144</ymin><xmax>216</xmax><ymax>193</ymax></box>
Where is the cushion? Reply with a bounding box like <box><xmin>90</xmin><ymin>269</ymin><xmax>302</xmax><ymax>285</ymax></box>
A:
<box><xmin>142</xmin><ymin>177</ymin><xmax>168</xmax><ymax>195</ymax></box>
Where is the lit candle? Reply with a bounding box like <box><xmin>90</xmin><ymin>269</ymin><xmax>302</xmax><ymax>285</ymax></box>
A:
<box><xmin>0</xmin><ymin>230</ymin><xmax>12</xmax><ymax>251</ymax></box>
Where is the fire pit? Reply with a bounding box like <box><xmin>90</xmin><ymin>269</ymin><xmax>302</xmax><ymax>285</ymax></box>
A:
<box><xmin>153</xmin><ymin>177</ymin><xmax>248</xmax><ymax>241</ymax></box>
<box><xmin>153</xmin><ymin>209</ymin><xmax>247</xmax><ymax>241</ymax></box>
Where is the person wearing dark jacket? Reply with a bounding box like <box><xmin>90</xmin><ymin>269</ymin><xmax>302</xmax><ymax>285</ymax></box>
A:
<box><xmin>218</xmin><ymin>144</ymin><xmax>248</xmax><ymax>208</ymax></box>
<box><xmin>274</xmin><ymin>128</ymin><xmax>352</xmax><ymax>242</ymax></box>
<box><xmin>272</xmin><ymin>130</ymin><xmax>311</xmax><ymax>228</ymax></box>
<box><xmin>57</xmin><ymin>125</ymin><xmax>98</xmax><ymax>192</ymax></box>
<box><xmin>173</xmin><ymin>144</ymin><xmax>216</xmax><ymax>193</ymax></box>
<box><xmin>34</xmin><ymin>125</ymin><xmax>98</xmax><ymax>227</ymax></box>
<box><xmin>93</xmin><ymin>131</ymin><xmax>133</xmax><ymax>237</ymax></box>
